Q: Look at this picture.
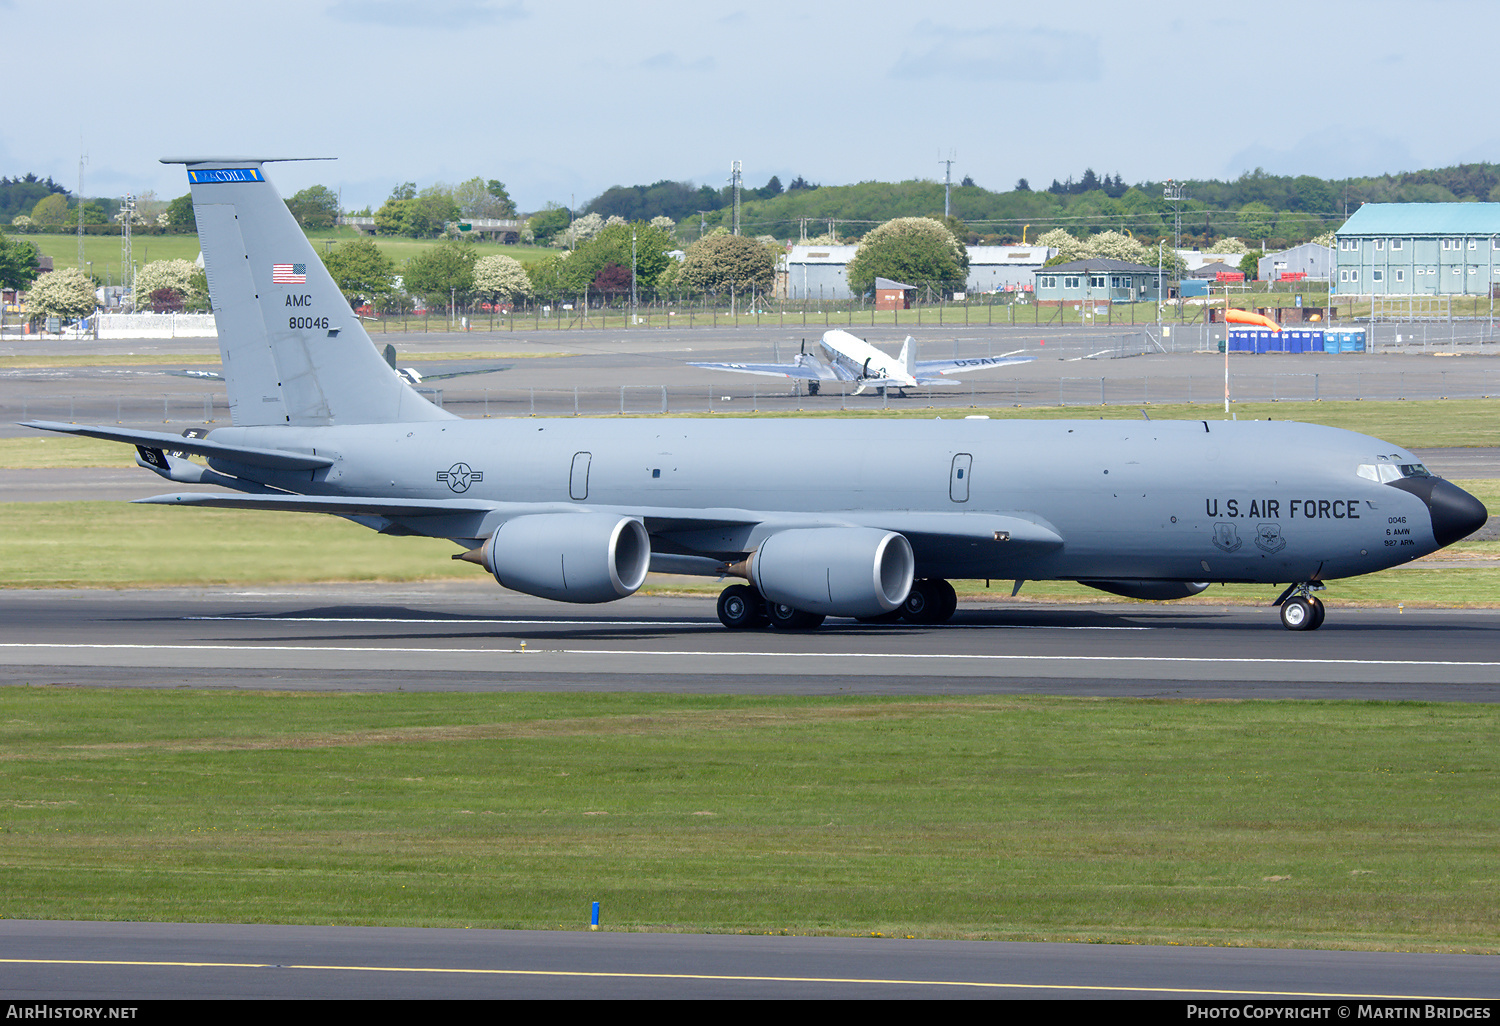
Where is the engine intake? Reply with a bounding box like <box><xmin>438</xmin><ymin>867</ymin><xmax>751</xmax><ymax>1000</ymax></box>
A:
<box><xmin>483</xmin><ymin>513</ymin><xmax>650</xmax><ymax>603</ymax></box>
<box><xmin>748</xmin><ymin>527</ymin><xmax>914</xmax><ymax>618</ymax></box>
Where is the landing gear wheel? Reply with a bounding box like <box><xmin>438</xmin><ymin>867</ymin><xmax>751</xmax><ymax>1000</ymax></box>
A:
<box><xmin>1308</xmin><ymin>597</ymin><xmax>1326</xmax><ymax>631</ymax></box>
<box><xmin>768</xmin><ymin>602</ymin><xmax>825</xmax><ymax>631</ymax></box>
<box><xmin>1280</xmin><ymin>597</ymin><xmax>1315</xmax><ymax>631</ymax></box>
<box><xmin>807</xmin><ymin>381</ymin><xmax>820</xmax><ymax>396</ymax></box>
<box><xmin>901</xmin><ymin>579</ymin><xmax>958</xmax><ymax>625</ymax></box>
<box><xmin>717</xmin><ymin>584</ymin><xmax>768</xmax><ymax>630</ymax></box>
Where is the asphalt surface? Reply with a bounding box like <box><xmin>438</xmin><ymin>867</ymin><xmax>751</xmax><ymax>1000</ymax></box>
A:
<box><xmin>2</xmin><ymin>920</ymin><xmax>1495</xmax><ymax>1000</ymax></box>
<box><xmin>2</xmin><ymin>584</ymin><xmax>1498</xmax><ymax>699</ymax></box>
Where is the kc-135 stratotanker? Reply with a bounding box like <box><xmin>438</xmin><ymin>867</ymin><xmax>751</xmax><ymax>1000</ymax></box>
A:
<box><xmin>25</xmin><ymin>159</ymin><xmax>1488</xmax><ymax>631</ymax></box>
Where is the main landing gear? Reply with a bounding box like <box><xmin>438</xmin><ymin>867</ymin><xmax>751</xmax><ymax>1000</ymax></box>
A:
<box><xmin>1275</xmin><ymin>582</ymin><xmax>1327</xmax><ymax>631</ymax></box>
<box><xmin>716</xmin><ymin>579</ymin><xmax>957</xmax><ymax>631</ymax></box>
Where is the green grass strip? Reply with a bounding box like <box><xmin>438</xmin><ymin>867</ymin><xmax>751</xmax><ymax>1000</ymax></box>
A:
<box><xmin>1</xmin><ymin>689</ymin><xmax>1496</xmax><ymax>951</ymax></box>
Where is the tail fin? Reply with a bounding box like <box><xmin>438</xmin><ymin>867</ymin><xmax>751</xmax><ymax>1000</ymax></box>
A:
<box><xmin>163</xmin><ymin>157</ymin><xmax>453</xmax><ymax>427</ymax></box>
<box><xmin>899</xmin><ymin>335</ymin><xmax>916</xmax><ymax>377</ymax></box>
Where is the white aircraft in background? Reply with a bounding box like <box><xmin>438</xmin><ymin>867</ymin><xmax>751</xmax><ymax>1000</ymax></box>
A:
<box><xmin>690</xmin><ymin>328</ymin><xmax>1033</xmax><ymax>395</ymax></box>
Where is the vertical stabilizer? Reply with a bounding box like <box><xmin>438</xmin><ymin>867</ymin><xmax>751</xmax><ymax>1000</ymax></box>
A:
<box><xmin>899</xmin><ymin>336</ymin><xmax>916</xmax><ymax>377</ymax></box>
<box><xmin>162</xmin><ymin>157</ymin><xmax>454</xmax><ymax>426</ymax></box>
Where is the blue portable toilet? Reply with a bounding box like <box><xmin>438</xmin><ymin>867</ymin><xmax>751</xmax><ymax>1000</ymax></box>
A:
<box><xmin>1341</xmin><ymin>329</ymin><xmax>1365</xmax><ymax>353</ymax></box>
<box><xmin>1324</xmin><ymin>330</ymin><xmax>1341</xmax><ymax>353</ymax></box>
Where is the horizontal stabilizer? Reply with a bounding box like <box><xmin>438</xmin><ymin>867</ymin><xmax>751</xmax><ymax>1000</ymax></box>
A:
<box><xmin>21</xmin><ymin>421</ymin><xmax>333</xmax><ymax>471</ymax></box>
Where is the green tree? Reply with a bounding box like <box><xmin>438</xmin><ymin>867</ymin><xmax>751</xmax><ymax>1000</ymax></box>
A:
<box><xmin>26</xmin><ymin>267</ymin><xmax>96</xmax><ymax>318</ymax></box>
<box><xmin>0</xmin><ymin>229</ymin><xmax>41</xmax><ymax>291</ymax></box>
<box><xmin>30</xmin><ymin>194</ymin><xmax>68</xmax><ymax>227</ymax></box>
<box><xmin>286</xmin><ymin>185</ymin><xmax>340</xmax><ymax>229</ymax></box>
<box><xmin>681</xmin><ymin>233</ymin><xmax>776</xmax><ymax>295</ymax></box>
<box><xmin>487</xmin><ymin>180</ymin><xmax>517</xmax><ymax>218</ymax></box>
<box><xmin>375</xmin><ymin>187</ymin><xmax>460</xmax><ymax>238</ymax></box>
<box><xmin>402</xmin><ymin>244</ymin><xmax>476</xmax><ymax>306</ymax></box>
<box><xmin>845</xmin><ymin>216</ymin><xmax>967</xmax><ymax>295</ymax></box>
<box><xmin>567</xmin><ymin>221</ymin><xmax>676</xmax><ymax>295</ymax></box>
<box><xmin>528</xmin><ymin>206</ymin><xmax>571</xmax><ymax>245</ymax></box>
<box><xmin>1238</xmin><ymin>252</ymin><xmax>1261</xmax><ymax>280</ymax></box>
<box><xmin>323</xmin><ymin>239</ymin><xmax>396</xmax><ymax>308</ymax></box>
<box><xmin>165</xmin><ymin>194</ymin><xmax>196</xmax><ymax>232</ymax></box>
<box><xmin>525</xmin><ymin>254</ymin><xmax>573</xmax><ymax>302</ymax></box>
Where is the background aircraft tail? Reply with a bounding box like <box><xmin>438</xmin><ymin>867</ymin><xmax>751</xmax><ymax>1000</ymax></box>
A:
<box><xmin>163</xmin><ymin>157</ymin><xmax>453</xmax><ymax>427</ymax></box>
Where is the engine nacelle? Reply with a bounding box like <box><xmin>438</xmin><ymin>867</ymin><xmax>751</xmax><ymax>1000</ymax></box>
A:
<box><xmin>483</xmin><ymin>513</ymin><xmax>650</xmax><ymax>603</ymax></box>
<box><xmin>1079</xmin><ymin>579</ymin><xmax>1210</xmax><ymax>601</ymax></box>
<box><xmin>749</xmin><ymin>527</ymin><xmax>914</xmax><ymax>618</ymax></box>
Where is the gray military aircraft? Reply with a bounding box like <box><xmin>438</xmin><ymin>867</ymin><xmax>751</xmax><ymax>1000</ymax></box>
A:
<box><xmin>22</xmin><ymin>158</ymin><xmax>1489</xmax><ymax>632</ymax></box>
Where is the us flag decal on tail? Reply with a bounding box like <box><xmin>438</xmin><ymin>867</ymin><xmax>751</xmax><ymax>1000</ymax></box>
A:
<box><xmin>272</xmin><ymin>263</ymin><xmax>307</xmax><ymax>284</ymax></box>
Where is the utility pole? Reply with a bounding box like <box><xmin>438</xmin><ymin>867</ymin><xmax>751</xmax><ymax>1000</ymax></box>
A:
<box><xmin>729</xmin><ymin>161</ymin><xmax>742</xmax><ymax>235</ymax></box>
<box><xmin>939</xmin><ymin>153</ymin><xmax>955</xmax><ymax>218</ymax></box>
<box><xmin>630</xmin><ymin>227</ymin><xmax>638</xmax><ymax>323</ymax></box>
<box><xmin>697</xmin><ymin>210</ymin><xmax>709</xmax><ymax>239</ymax></box>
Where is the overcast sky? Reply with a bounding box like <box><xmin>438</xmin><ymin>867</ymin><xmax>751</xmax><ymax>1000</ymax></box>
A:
<box><xmin>5</xmin><ymin>0</ymin><xmax>1497</xmax><ymax>218</ymax></box>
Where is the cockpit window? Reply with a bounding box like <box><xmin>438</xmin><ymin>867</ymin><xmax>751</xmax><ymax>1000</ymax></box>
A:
<box><xmin>1359</xmin><ymin>462</ymin><xmax>1433</xmax><ymax>483</ymax></box>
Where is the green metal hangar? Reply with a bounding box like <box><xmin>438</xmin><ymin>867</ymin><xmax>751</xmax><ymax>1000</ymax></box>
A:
<box><xmin>1334</xmin><ymin>202</ymin><xmax>1500</xmax><ymax>295</ymax></box>
<box><xmin>1033</xmin><ymin>258</ymin><xmax>1163</xmax><ymax>307</ymax></box>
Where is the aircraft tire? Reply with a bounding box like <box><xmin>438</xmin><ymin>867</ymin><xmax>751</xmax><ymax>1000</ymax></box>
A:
<box><xmin>1308</xmin><ymin>597</ymin><xmax>1326</xmax><ymax>630</ymax></box>
<box><xmin>902</xmin><ymin>579</ymin><xmax>957</xmax><ymax>625</ymax></box>
<box><xmin>1280</xmin><ymin>597</ymin><xmax>1315</xmax><ymax>631</ymax></box>
<box><xmin>718</xmin><ymin>585</ymin><xmax>768</xmax><ymax>630</ymax></box>
<box><xmin>807</xmin><ymin>381</ymin><xmax>820</xmax><ymax>396</ymax></box>
<box><xmin>767</xmin><ymin>602</ymin><xmax>825</xmax><ymax>631</ymax></box>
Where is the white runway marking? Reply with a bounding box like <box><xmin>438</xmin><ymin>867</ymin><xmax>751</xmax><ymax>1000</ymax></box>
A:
<box><xmin>2</xmin><ymin>642</ymin><xmax>1497</xmax><ymax>669</ymax></box>
<box><xmin>185</xmin><ymin>615</ymin><xmax>1153</xmax><ymax>631</ymax></box>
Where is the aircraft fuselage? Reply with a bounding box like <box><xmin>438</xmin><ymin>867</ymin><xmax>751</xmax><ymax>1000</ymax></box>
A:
<box><xmin>210</xmin><ymin>416</ymin><xmax>1453</xmax><ymax>586</ymax></box>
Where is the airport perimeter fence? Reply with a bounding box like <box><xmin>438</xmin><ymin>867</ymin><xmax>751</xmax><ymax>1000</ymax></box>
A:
<box><xmin>9</xmin><ymin>366</ymin><xmax>1498</xmax><ymax>429</ymax></box>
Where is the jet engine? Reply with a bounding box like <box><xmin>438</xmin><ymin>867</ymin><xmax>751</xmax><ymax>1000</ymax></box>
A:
<box><xmin>480</xmin><ymin>513</ymin><xmax>650</xmax><ymax>603</ymax></box>
<box><xmin>745</xmin><ymin>527</ymin><xmax>914</xmax><ymax>618</ymax></box>
<box><xmin>1078</xmin><ymin>579</ymin><xmax>1210</xmax><ymax>601</ymax></box>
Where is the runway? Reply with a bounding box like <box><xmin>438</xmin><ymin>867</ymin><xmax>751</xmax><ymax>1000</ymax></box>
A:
<box><xmin>2</xmin><ymin>921</ymin><xmax>1495</xmax><ymax>1000</ymax></box>
<box><xmin>2</xmin><ymin>584</ymin><xmax>1498</xmax><ymax>698</ymax></box>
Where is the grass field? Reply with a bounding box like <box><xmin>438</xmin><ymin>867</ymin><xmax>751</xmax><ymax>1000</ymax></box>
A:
<box><xmin>1</xmin><ymin>689</ymin><xmax>1495</xmax><ymax>950</ymax></box>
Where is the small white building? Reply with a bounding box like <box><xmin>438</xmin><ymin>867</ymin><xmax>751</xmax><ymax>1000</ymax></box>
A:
<box><xmin>965</xmin><ymin>246</ymin><xmax>1054</xmax><ymax>293</ymax></box>
<box><xmin>1258</xmin><ymin>243</ymin><xmax>1335</xmax><ymax>283</ymax></box>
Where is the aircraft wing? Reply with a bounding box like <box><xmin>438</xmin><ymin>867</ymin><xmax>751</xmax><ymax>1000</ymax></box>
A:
<box><xmin>21</xmin><ymin>420</ymin><xmax>333</xmax><ymax>471</ymax></box>
<box><xmin>134</xmin><ymin>492</ymin><xmax>1063</xmax><ymax>556</ymax></box>
<box><xmin>687</xmin><ymin>360</ymin><xmax>832</xmax><ymax>382</ymax></box>
<box><xmin>913</xmin><ymin>354</ymin><xmax>1035</xmax><ymax>377</ymax></box>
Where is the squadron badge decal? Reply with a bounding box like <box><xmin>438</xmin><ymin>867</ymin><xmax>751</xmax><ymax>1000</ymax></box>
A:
<box><xmin>1255</xmin><ymin>522</ymin><xmax>1286</xmax><ymax>554</ymax></box>
<box><xmin>1212</xmin><ymin>522</ymin><xmax>1243</xmax><ymax>553</ymax></box>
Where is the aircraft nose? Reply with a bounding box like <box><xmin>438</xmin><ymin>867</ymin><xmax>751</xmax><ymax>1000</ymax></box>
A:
<box><xmin>1427</xmin><ymin>479</ymin><xmax>1489</xmax><ymax>548</ymax></box>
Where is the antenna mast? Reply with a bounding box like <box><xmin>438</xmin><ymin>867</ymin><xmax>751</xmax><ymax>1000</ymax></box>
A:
<box><xmin>76</xmin><ymin>151</ymin><xmax>88</xmax><ymax>270</ymax></box>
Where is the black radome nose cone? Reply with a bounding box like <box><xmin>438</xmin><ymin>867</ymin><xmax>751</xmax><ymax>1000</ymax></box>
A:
<box><xmin>1428</xmin><ymin>479</ymin><xmax>1489</xmax><ymax>548</ymax></box>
